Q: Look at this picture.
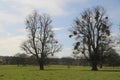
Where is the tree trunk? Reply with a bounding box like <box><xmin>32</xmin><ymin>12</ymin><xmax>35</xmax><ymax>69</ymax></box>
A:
<box><xmin>38</xmin><ymin>59</ymin><xmax>44</xmax><ymax>70</ymax></box>
<box><xmin>40</xmin><ymin>61</ymin><xmax>44</xmax><ymax>70</ymax></box>
<box><xmin>91</xmin><ymin>61</ymin><xmax>98</xmax><ymax>71</ymax></box>
<box><xmin>99</xmin><ymin>62</ymin><xmax>103</xmax><ymax>68</ymax></box>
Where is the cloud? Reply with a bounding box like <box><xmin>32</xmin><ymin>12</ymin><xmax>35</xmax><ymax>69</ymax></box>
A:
<box><xmin>55</xmin><ymin>48</ymin><xmax>73</xmax><ymax>58</ymax></box>
<box><xmin>66</xmin><ymin>0</ymin><xmax>87</xmax><ymax>3</ymax></box>
<box><xmin>0</xmin><ymin>35</ymin><xmax>26</xmax><ymax>56</ymax></box>
<box><xmin>1</xmin><ymin>0</ymin><xmax>68</xmax><ymax>16</ymax></box>
<box><xmin>0</xmin><ymin>35</ymin><xmax>73</xmax><ymax>57</ymax></box>
<box><xmin>0</xmin><ymin>0</ymin><xmax>88</xmax><ymax>26</ymax></box>
<box><xmin>1</xmin><ymin>0</ymin><xmax>87</xmax><ymax>17</ymax></box>
<box><xmin>0</xmin><ymin>0</ymin><xmax>69</xmax><ymax>26</ymax></box>
<box><xmin>0</xmin><ymin>26</ymin><xmax>11</xmax><ymax>37</ymax></box>
<box><xmin>52</xmin><ymin>27</ymin><xmax>64</xmax><ymax>31</ymax></box>
<box><xmin>0</xmin><ymin>11</ymin><xmax>23</xmax><ymax>24</ymax></box>
<box><xmin>0</xmin><ymin>27</ymin><xmax>5</xmax><ymax>33</ymax></box>
<box><xmin>110</xmin><ymin>32</ymin><xmax>118</xmax><ymax>37</ymax></box>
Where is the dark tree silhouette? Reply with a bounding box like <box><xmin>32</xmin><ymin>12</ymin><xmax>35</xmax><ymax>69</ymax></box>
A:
<box><xmin>21</xmin><ymin>11</ymin><xmax>62</xmax><ymax>70</ymax></box>
<box><xmin>69</xmin><ymin>6</ymin><xmax>111</xmax><ymax>71</ymax></box>
<box><xmin>104</xmin><ymin>48</ymin><xmax>120</xmax><ymax>66</ymax></box>
<box><xmin>14</xmin><ymin>53</ymin><xmax>28</xmax><ymax>66</ymax></box>
<box><xmin>98</xmin><ymin>39</ymin><xmax>113</xmax><ymax>68</ymax></box>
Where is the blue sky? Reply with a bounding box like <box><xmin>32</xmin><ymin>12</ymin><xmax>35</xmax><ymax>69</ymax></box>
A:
<box><xmin>0</xmin><ymin>0</ymin><xmax>120</xmax><ymax>57</ymax></box>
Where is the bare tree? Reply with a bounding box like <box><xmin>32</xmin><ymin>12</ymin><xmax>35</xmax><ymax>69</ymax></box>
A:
<box><xmin>69</xmin><ymin>6</ymin><xmax>111</xmax><ymax>71</ymax></box>
<box><xmin>21</xmin><ymin>11</ymin><xmax>62</xmax><ymax>70</ymax></box>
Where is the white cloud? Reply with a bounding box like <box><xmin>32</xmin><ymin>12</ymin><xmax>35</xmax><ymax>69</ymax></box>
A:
<box><xmin>0</xmin><ymin>35</ymin><xmax>26</xmax><ymax>56</ymax></box>
<box><xmin>0</xmin><ymin>12</ymin><xmax>23</xmax><ymax>24</ymax></box>
<box><xmin>66</xmin><ymin>0</ymin><xmax>87</xmax><ymax>3</ymax></box>
<box><xmin>0</xmin><ymin>27</ymin><xmax>5</xmax><ymax>33</ymax></box>
<box><xmin>0</xmin><ymin>0</ymin><xmax>87</xmax><ymax>25</ymax></box>
<box><xmin>18</xmin><ymin>0</ymin><xmax>67</xmax><ymax>16</ymax></box>
<box><xmin>1</xmin><ymin>0</ymin><xmax>68</xmax><ymax>16</ymax></box>
<box><xmin>1</xmin><ymin>0</ymin><xmax>87</xmax><ymax>17</ymax></box>
<box><xmin>0</xmin><ymin>26</ymin><xmax>13</xmax><ymax>37</ymax></box>
<box><xmin>110</xmin><ymin>32</ymin><xmax>118</xmax><ymax>37</ymax></box>
<box><xmin>0</xmin><ymin>35</ymin><xmax>73</xmax><ymax>57</ymax></box>
<box><xmin>55</xmin><ymin>48</ymin><xmax>72</xmax><ymax>58</ymax></box>
<box><xmin>52</xmin><ymin>27</ymin><xmax>64</xmax><ymax>31</ymax></box>
<box><xmin>0</xmin><ymin>0</ymin><xmax>68</xmax><ymax>26</ymax></box>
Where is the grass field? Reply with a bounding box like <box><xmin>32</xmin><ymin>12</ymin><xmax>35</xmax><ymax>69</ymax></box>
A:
<box><xmin>0</xmin><ymin>65</ymin><xmax>120</xmax><ymax>80</ymax></box>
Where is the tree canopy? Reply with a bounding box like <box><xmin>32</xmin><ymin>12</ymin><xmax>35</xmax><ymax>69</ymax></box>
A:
<box><xmin>21</xmin><ymin>11</ymin><xmax>62</xmax><ymax>70</ymax></box>
<box><xmin>69</xmin><ymin>6</ymin><xmax>111</xmax><ymax>71</ymax></box>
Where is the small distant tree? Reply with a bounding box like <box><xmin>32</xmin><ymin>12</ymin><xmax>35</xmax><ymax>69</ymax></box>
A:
<box><xmin>0</xmin><ymin>59</ymin><xmax>4</xmax><ymax>65</ymax></box>
<box><xmin>21</xmin><ymin>11</ymin><xmax>62</xmax><ymax>70</ymax></box>
<box><xmin>14</xmin><ymin>53</ymin><xmax>28</xmax><ymax>66</ymax></box>
<box><xmin>61</xmin><ymin>57</ymin><xmax>73</xmax><ymax>68</ymax></box>
<box><xmin>69</xmin><ymin>6</ymin><xmax>111</xmax><ymax>71</ymax></box>
<box><xmin>15</xmin><ymin>53</ymin><xmax>28</xmax><ymax>58</ymax></box>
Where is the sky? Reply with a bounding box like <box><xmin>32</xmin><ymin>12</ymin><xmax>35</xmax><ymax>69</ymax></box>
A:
<box><xmin>0</xmin><ymin>0</ymin><xmax>120</xmax><ymax>57</ymax></box>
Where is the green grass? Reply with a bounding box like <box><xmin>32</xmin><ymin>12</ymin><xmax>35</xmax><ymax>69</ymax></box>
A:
<box><xmin>0</xmin><ymin>65</ymin><xmax>120</xmax><ymax>80</ymax></box>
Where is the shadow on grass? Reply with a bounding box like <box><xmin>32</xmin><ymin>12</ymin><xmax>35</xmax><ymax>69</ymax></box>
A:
<box><xmin>28</xmin><ymin>66</ymin><xmax>120</xmax><ymax>72</ymax></box>
<box><xmin>0</xmin><ymin>74</ymin><xmax>4</xmax><ymax>77</ymax></box>
<box><xmin>99</xmin><ymin>70</ymin><xmax>120</xmax><ymax>72</ymax></box>
<box><xmin>80</xmin><ymin>69</ymin><xmax>120</xmax><ymax>72</ymax></box>
<box><xmin>28</xmin><ymin>68</ymin><xmax>69</xmax><ymax>71</ymax></box>
<box><xmin>29</xmin><ymin>69</ymin><xmax>120</xmax><ymax>72</ymax></box>
<box><xmin>67</xmin><ymin>69</ymin><xmax>120</xmax><ymax>72</ymax></box>
<box><xmin>44</xmin><ymin>68</ymin><xmax>71</xmax><ymax>71</ymax></box>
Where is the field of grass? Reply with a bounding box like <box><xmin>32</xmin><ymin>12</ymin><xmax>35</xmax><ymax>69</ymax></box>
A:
<box><xmin>0</xmin><ymin>65</ymin><xmax>120</xmax><ymax>80</ymax></box>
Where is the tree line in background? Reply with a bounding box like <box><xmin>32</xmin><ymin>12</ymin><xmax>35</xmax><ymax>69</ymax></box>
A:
<box><xmin>0</xmin><ymin>50</ymin><xmax>120</xmax><ymax>67</ymax></box>
<box><xmin>0</xmin><ymin>6</ymin><xmax>120</xmax><ymax>71</ymax></box>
